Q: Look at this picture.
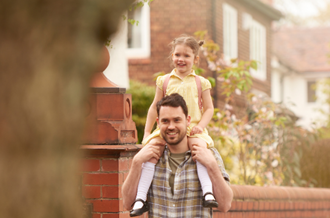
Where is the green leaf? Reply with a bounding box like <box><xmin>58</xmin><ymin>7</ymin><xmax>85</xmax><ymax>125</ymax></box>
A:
<box><xmin>128</xmin><ymin>19</ymin><xmax>136</xmax><ymax>25</ymax></box>
<box><xmin>153</xmin><ymin>71</ymin><xmax>166</xmax><ymax>79</ymax></box>
<box><xmin>193</xmin><ymin>65</ymin><xmax>205</xmax><ymax>75</ymax></box>
<box><xmin>251</xmin><ymin>61</ymin><xmax>258</xmax><ymax>70</ymax></box>
<box><xmin>208</xmin><ymin>77</ymin><xmax>215</xmax><ymax>87</ymax></box>
<box><xmin>293</xmin><ymin>167</ymin><xmax>302</xmax><ymax>177</ymax></box>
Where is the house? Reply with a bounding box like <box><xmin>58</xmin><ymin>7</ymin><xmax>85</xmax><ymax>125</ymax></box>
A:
<box><xmin>271</xmin><ymin>27</ymin><xmax>330</xmax><ymax>128</ymax></box>
<box><xmin>104</xmin><ymin>0</ymin><xmax>282</xmax><ymax>110</ymax></box>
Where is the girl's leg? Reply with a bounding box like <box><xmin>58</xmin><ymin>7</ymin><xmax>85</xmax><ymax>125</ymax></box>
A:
<box><xmin>132</xmin><ymin>137</ymin><xmax>165</xmax><ymax>212</ymax></box>
<box><xmin>188</xmin><ymin>137</ymin><xmax>217</xmax><ymax>206</ymax></box>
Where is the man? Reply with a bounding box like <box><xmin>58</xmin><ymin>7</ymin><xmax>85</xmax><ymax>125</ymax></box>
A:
<box><xmin>122</xmin><ymin>93</ymin><xmax>233</xmax><ymax>217</ymax></box>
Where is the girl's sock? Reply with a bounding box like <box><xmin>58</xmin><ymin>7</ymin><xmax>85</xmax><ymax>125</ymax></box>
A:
<box><xmin>196</xmin><ymin>161</ymin><xmax>215</xmax><ymax>201</ymax></box>
<box><xmin>133</xmin><ymin>162</ymin><xmax>156</xmax><ymax>210</ymax></box>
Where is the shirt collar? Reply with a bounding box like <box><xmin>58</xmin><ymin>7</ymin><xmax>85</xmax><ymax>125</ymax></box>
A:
<box><xmin>169</xmin><ymin>69</ymin><xmax>196</xmax><ymax>78</ymax></box>
<box><xmin>162</xmin><ymin>146</ymin><xmax>191</xmax><ymax>163</ymax></box>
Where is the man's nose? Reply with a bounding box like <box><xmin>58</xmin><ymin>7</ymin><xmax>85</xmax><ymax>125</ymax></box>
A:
<box><xmin>168</xmin><ymin>121</ymin><xmax>175</xmax><ymax>129</ymax></box>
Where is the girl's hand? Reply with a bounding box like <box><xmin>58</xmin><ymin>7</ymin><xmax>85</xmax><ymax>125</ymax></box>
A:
<box><xmin>134</xmin><ymin>139</ymin><xmax>166</xmax><ymax>164</ymax></box>
<box><xmin>191</xmin><ymin>144</ymin><xmax>217</xmax><ymax>167</ymax></box>
<box><xmin>190</xmin><ymin>125</ymin><xmax>203</xmax><ymax>136</ymax></box>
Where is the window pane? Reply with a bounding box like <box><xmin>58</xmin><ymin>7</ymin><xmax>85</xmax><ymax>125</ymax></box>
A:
<box><xmin>127</xmin><ymin>8</ymin><xmax>142</xmax><ymax>49</ymax></box>
<box><xmin>307</xmin><ymin>81</ymin><xmax>316</xmax><ymax>103</ymax></box>
<box><xmin>223</xmin><ymin>3</ymin><xmax>237</xmax><ymax>61</ymax></box>
<box><xmin>250</xmin><ymin>20</ymin><xmax>266</xmax><ymax>80</ymax></box>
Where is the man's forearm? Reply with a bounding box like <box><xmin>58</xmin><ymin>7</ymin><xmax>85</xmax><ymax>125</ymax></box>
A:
<box><xmin>121</xmin><ymin>158</ymin><xmax>143</xmax><ymax>210</ymax></box>
<box><xmin>207</xmin><ymin>163</ymin><xmax>233</xmax><ymax>212</ymax></box>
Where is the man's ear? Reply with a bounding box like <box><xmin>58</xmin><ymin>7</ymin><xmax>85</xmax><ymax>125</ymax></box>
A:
<box><xmin>156</xmin><ymin>117</ymin><xmax>160</xmax><ymax>126</ymax></box>
<box><xmin>187</xmin><ymin>115</ymin><xmax>191</xmax><ymax>126</ymax></box>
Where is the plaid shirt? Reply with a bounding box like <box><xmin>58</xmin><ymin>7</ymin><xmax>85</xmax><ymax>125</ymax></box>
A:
<box><xmin>147</xmin><ymin>147</ymin><xmax>230</xmax><ymax>218</ymax></box>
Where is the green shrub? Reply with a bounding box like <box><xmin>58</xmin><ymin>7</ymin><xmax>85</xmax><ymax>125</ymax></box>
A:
<box><xmin>127</xmin><ymin>80</ymin><xmax>155</xmax><ymax>143</ymax></box>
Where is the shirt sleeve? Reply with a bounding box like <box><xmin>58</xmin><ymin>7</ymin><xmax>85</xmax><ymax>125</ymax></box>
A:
<box><xmin>156</xmin><ymin>75</ymin><xmax>165</xmax><ymax>90</ymax></box>
<box><xmin>210</xmin><ymin>148</ymin><xmax>230</xmax><ymax>184</ymax></box>
<box><xmin>200</xmin><ymin>76</ymin><xmax>212</xmax><ymax>92</ymax></box>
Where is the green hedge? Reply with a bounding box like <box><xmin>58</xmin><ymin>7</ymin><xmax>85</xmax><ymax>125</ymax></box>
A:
<box><xmin>127</xmin><ymin>80</ymin><xmax>156</xmax><ymax>144</ymax></box>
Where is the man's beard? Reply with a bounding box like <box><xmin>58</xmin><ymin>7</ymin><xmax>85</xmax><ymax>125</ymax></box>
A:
<box><xmin>161</xmin><ymin>129</ymin><xmax>186</xmax><ymax>146</ymax></box>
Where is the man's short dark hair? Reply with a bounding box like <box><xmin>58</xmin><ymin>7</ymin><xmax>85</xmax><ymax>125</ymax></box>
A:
<box><xmin>156</xmin><ymin>93</ymin><xmax>188</xmax><ymax>117</ymax></box>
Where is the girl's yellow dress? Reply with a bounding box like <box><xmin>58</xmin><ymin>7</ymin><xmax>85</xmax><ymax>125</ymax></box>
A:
<box><xmin>142</xmin><ymin>69</ymin><xmax>214</xmax><ymax>148</ymax></box>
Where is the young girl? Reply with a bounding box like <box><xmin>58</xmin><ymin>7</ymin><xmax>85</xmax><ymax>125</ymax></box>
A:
<box><xmin>130</xmin><ymin>35</ymin><xmax>217</xmax><ymax>217</ymax></box>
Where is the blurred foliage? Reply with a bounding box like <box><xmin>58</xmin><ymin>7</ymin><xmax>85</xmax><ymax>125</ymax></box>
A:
<box><xmin>122</xmin><ymin>0</ymin><xmax>154</xmax><ymax>25</ymax></box>
<box><xmin>300</xmin><ymin>138</ymin><xmax>330</xmax><ymax>188</ymax></box>
<box><xmin>195</xmin><ymin>30</ymin><xmax>318</xmax><ymax>186</ymax></box>
<box><xmin>314</xmin><ymin>78</ymin><xmax>330</xmax><ymax>138</ymax></box>
<box><xmin>127</xmin><ymin>80</ymin><xmax>155</xmax><ymax>143</ymax></box>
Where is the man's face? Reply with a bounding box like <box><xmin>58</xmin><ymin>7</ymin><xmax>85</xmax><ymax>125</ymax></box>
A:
<box><xmin>157</xmin><ymin>106</ymin><xmax>190</xmax><ymax>146</ymax></box>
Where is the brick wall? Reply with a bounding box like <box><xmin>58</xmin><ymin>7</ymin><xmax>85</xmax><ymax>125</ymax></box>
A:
<box><xmin>81</xmin><ymin>146</ymin><xmax>330</xmax><ymax>218</ymax></box>
<box><xmin>217</xmin><ymin>185</ymin><xmax>330</xmax><ymax>218</ymax></box>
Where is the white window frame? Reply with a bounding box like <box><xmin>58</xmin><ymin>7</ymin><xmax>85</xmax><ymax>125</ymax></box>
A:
<box><xmin>223</xmin><ymin>3</ymin><xmax>238</xmax><ymax>62</ymax></box>
<box><xmin>126</xmin><ymin>4</ymin><xmax>150</xmax><ymax>59</ymax></box>
<box><xmin>250</xmin><ymin>19</ymin><xmax>267</xmax><ymax>81</ymax></box>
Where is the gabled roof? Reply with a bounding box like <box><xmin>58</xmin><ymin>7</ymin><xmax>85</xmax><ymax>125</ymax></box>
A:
<box><xmin>273</xmin><ymin>27</ymin><xmax>330</xmax><ymax>73</ymax></box>
<box><xmin>240</xmin><ymin>0</ymin><xmax>283</xmax><ymax>20</ymax></box>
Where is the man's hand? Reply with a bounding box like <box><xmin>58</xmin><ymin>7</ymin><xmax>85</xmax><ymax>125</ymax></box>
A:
<box><xmin>191</xmin><ymin>143</ymin><xmax>217</xmax><ymax>167</ymax></box>
<box><xmin>134</xmin><ymin>138</ymin><xmax>166</xmax><ymax>165</ymax></box>
<box><xmin>190</xmin><ymin>125</ymin><xmax>203</xmax><ymax>135</ymax></box>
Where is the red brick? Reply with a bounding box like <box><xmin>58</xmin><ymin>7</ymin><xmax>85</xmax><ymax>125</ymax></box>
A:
<box><xmin>83</xmin><ymin>173</ymin><xmax>118</xmax><ymax>185</ymax></box>
<box><xmin>230</xmin><ymin>201</ymin><xmax>239</xmax><ymax>211</ymax></box>
<box><xmin>118</xmin><ymin>159</ymin><xmax>130</xmax><ymax>171</ymax></box>
<box><xmin>92</xmin><ymin>199</ymin><xmax>119</xmax><ymax>212</ymax></box>
<box><xmin>103</xmin><ymin>214</ymin><xmax>120</xmax><ymax>218</ymax></box>
<box><xmin>254</xmin><ymin>212</ymin><xmax>260</xmax><ymax>218</ymax></box>
<box><xmin>102</xmin><ymin>159</ymin><xmax>118</xmax><ymax>172</ymax></box>
<box><xmin>247</xmin><ymin>201</ymin><xmax>253</xmax><ymax>210</ymax></box>
<box><xmin>235</xmin><ymin>212</ymin><xmax>243</xmax><ymax>218</ymax></box>
<box><xmin>82</xmin><ymin>159</ymin><xmax>100</xmax><ymax>172</ymax></box>
<box><xmin>83</xmin><ymin>185</ymin><xmax>101</xmax><ymax>199</ymax></box>
<box><xmin>119</xmin><ymin>212</ymin><xmax>131</xmax><ymax>218</ymax></box>
<box><xmin>242</xmin><ymin>201</ymin><xmax>248</xmax><ymax>210</ymax></box>
<box><xmin>118</xmin><ymin>172</ymin><xmax>125</xmax><ymax>185</ymax></box>
<box><xmin>245</xmin><ymin>212</ymin><xmax>254</xmax><ymax>218</ymax></box>
<box><xmin>102</xmin><ymin>186</ymin><xmax>119</xmax><ymax>198</ymax></box>
<box><xmin>92</xmin><ymin>213</ymin><xmax>101</xmax><ymax>218</ymax></box>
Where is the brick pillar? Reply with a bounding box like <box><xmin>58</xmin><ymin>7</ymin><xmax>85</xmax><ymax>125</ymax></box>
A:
<box><xmin>81</xmin><ymin>145</ymin><xmax>146</xmax><ymax>218</ymax></box>
<box><xmin>80</xmin><ymin>48</ymin><xmax>145</xmax><ymax>218</ymax></box>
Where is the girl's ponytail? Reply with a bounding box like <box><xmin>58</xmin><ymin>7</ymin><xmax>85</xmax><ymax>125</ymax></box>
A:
<box><xmin>198</xmin><ymin>40</ymin><xmax>204</xmax><ymax>47</ymax></box>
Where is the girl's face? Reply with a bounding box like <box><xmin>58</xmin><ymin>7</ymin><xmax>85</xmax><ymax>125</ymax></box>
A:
<box><xmin>172</xmin><ymin>44</ymin><xmax>198</xmax><ymax>77</ymax></box>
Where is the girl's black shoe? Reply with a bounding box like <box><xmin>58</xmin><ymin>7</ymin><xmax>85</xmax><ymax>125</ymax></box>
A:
<box><xmin>130</xmin><ymin>199</ymin><xmax>149</xmax><ymax>217</ymax></box>
<box><xmin>202</xmin><ymin>192</ymin><xmax>218</xmax><ymax>208</ymax></box>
